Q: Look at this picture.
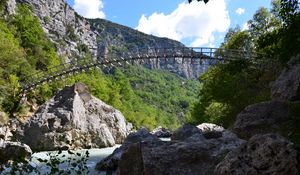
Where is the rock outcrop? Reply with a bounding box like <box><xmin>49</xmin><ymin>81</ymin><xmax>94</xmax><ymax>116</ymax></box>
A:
<box><xmin>97</xmin><ymin>125</ymin><xmax>245</xmax><ymax>174</ymax></box>
<box><xmin>5</xmin><ymin>0</ymin><xmax>207</xmax><ymax>79</ymax></box>
<box><xmin>233</xmin><ymin>101</ymin><xmax>290</xmax><ymax>139</ymax></box>
<box><xmin>151</xmin><ymin>126</ymin><xmax>172</xmax><ymax>138</ymax></box>
<box><xmin>215</xmin><ymin>134</ymin><xmax>300</xmax><ymax>175</ymax></box>
<box><xmin>197</xmin><ymin>123</ymin><xmax>225</xmax><ymax>139</ymax></box>
<box><xmin>0</xmin><ymin>140</ymin><xmax>32</xmax><ymax>164</ymax></box>
<box><xmin>171</xmin><ymin>124</ymin><xmax>205</xmax><ymax>142</ymax></box>
<box><xmin>96</xmin><ymin>127</ymin><xmax>160</xmax><ymax>171</ymax></box>
<box><xmin>14</xmin><ymin>0</ymin><xmax>97</xmax><ymax>61</ymax></box>
<box><xmin>271</xmin><ymin>55</ymin><xmax>300</xmax><ymax>101</ymax></box>
<box><xmin>18</xmin><ymin>83</ymin><xmax>130</xmax><ymax>151</ymax></box>
<box><xmin>234</xmin><ymin>55</ymin><xmax>300</xmax><ymax>141</ymax></box>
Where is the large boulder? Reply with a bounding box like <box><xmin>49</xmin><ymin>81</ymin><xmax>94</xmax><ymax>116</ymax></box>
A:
<box><xmin>215</xmin><ymin>134</ymin><xmax>300</xmax><ymax>175</ymax></box>
<box><xmin>0</xmin><ymin>140</ymin><xmax>32</xmax><ymax>164</ymax></box>
<box><xmin>171</xmin><ymin>124</ymin><xmax>205</xmax><ymax>142</ymax></box>
<box><xmin>197</xmin><ymin>123</ymin><xmax>224</xmax><ymax>139</ymax></box>
<box><xmin>233</xmin><ymin>101</ymin><xmax>290</xmax><ymax>139</ymax></box>
<box><xmin>271</xmin><ymin>55</ymin><xmax>300</xmax><ymax>101</ymax></box>
<box><xmin>151</xmin><ymin>126</ymin><xmax>172</xmax><ymax>138</ymax></box>
<box><xmin>18</xmin><ymin>83</ymin><xmax>130</xmax><ymax>151</ymax></box>
<box><xmin>96</xmin><ymin>128</ymin><xmax>160</xmax><ymax>171</ymax></box>
<box><xmin>117</xmin><ymin>129</ymin><xmax>245</xmax><ymax>175</ymax></box>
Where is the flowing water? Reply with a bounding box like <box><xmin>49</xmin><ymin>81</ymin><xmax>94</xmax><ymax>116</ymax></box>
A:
<box><xmin>1</xmin><ymin>145</ymin><xmax>120</xmax><ymax>175</ymax></box>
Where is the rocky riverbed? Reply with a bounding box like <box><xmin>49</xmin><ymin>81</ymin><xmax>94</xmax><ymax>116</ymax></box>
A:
<box><xmin>1</xmin><ymin>55</ymin><xmax>300</xmax><ymax>174</ymax></box>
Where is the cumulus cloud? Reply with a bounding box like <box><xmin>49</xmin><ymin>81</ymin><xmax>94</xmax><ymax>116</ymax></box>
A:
<box><xmin>242</xmin><ymin>22</ymin><xmax>249</xmax><ymax>31</ymax></box>
<box><xmin>73</xmin><ymin>0</ymin><xmax>105</xmax><ymax>19</ymax></box>
<box><xmin>235</xmin><ymin>8</ymin><xmax>245</xmax><ymax>15</ymax></box>
<box><xmin>136</xmin><ymin>0</ymin><xmax>230</xmax><ymax>47</ymax></box>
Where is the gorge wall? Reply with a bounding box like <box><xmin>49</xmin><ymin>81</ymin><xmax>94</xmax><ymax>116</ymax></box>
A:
<box><xmin>6</xmin><ymin>0</ymin><xmax>207</xmax><ymax>79</ymax></box>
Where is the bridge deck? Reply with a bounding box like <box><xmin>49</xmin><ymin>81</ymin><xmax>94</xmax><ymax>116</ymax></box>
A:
<box><xmin>20</xmin><ymin>47</ymin><xmax>264</xmax><ymax>93</ymax></box>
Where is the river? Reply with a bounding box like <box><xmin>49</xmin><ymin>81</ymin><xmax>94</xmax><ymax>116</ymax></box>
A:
<box><xmin>1</xmin><ymin>145</ymin><xmax>120</xmax><ymax>175</ymax></box>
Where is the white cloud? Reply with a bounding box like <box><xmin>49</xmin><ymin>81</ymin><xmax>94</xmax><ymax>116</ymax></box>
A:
<box><xmin>235</xmin><ymin>8</ymin><xmax>245</xmax><ymax>15</ymax></box>
<box><xmin>242</xmin><ymin>22</ymin><xmax>249</xmax><ymax>31</ymax></box>
<box><xmin>73</xmin><ymin>0</ymin><xmax>105</xmax><ymax>19</ymax></box>
<box><xmin>136</xmin><ymin>0</ymin><xmax>230</xmax><ymax>47</ymax></box>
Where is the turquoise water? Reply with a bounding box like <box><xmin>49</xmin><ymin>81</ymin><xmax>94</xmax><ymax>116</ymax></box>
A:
<box><xmin>1</xmin><ymin>145</ymin><xmax>120</xmax><ymax>175</ymax></box>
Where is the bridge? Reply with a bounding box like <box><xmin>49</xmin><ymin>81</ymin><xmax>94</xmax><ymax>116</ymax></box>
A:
<box><xmin>20</xmin><ymin>47</ymin><xmax>264</xmax><ymax>93</ymax></box>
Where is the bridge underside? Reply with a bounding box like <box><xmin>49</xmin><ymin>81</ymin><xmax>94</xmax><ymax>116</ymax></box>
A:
<box><xmin>20</xmin><ymin>47</ymin><xmax>263</xmax><ymax>93</ymax></box>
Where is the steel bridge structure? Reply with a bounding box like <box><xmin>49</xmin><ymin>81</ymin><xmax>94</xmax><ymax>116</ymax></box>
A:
<box><xmin>20</xmin><ymin>47</ymin><xmax>264</xmax><ymax>92</ymax></box>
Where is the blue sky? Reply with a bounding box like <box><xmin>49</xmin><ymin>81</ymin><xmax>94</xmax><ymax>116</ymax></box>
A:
<box><xmin>66</xmin><ymin>0</ymin><xmax>272</xmax><ymax>47</ymax></box>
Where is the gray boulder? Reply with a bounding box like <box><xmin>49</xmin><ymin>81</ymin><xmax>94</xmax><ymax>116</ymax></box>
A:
<box><xmin>19</xmin><ymin>83</ymin><xmax>130</xmax><ymax>151</ymax></box>
<box><xmin>96</xmin><ymin>127</ymin><xmax>160</xmax><ymax>171</ymax></box>
<box><xmin>117</xmin><ymin>129</ymin><xmax>245</xmax><ymax>175</ymax></box>
<box><xmin>0</xmin><ymin>140</ymin><xmax>32</xmax><ymax>164</ymax></box>
<box><xmin>197</xmin><ymin>123</ymin><xmax>224</xmax><ymax>139</ymax></box>
<box><xmin>233</xmin><ymin>100</ymin><xmax>289</xmax><ymax>139</ymax></box>
<box><xmin>171</xmin><ymin>124</ymin><xmax>205</xmax><ymax>142</ymax></box>
<box><xmin>271</xmin><ymin>55</ymin><xmax>300</xmax><ymax>101</ymax></box>
<box><xmin>215</xmin><ymin>134</ymin><xmax>300</xmax><ymax>175</ymax></box>
<box><xmin>151</xmin><ymin>126</ymin><xmax>172</xmax><ymax>138</ymax></box>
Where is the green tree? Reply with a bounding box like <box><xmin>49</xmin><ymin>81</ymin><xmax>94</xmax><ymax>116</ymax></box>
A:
<box><xmin>12</xmin><ymin>4</ymin><xmax>61</xmax><ymax>71</ymax></box>
<box><xmin>220</xmin><ymin>27</ymin><xmax>252</xmax><ymax>50</ymax></box>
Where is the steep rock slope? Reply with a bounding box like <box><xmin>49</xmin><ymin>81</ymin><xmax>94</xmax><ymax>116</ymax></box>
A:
<box><xmin>7</xmin><ymin>0</ymin><xmax>206</xmax><ymax>79</ymax></box>
<box><xmin>18</xmin><ymin>83</ymin><xmax>130</xmax><ymax>151</ymax></box>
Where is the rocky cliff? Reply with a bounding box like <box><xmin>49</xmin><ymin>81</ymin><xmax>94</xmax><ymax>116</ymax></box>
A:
<box><xmin>17</xmin><ymin>83</ymin><xmax>131</xmax><ymax>151</ymax></box>
<box><xmin>6</xmin><ymin>0</ymin><xmax>206</xmax><ymax>79</ymax></box>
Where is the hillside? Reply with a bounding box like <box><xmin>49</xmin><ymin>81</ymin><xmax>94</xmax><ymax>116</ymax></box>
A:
<box><xmin>4</xmin><ymin>0</ymin><xmax>206</xmax><ymax>79</ymax></box>
<box><xmin>0</xmin><ymin>1</ymin><xmax>200</xmax><ymax>130</ymax></box>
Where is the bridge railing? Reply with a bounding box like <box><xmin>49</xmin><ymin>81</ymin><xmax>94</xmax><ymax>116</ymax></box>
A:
<box><xmin>20</xmin><ymin>47</ymin><xmax>265</xmax><ymax>92</ymax></box>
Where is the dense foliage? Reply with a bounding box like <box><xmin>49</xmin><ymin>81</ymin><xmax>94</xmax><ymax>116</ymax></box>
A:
<box><xmin>49</xmin><ymin>66</ymin><xmax>198</xmax><ymax>130</ymax></box>
<box><xmin>0</xmin><ymin>4</ymin><xmax>61</xmax><ymax>118</ymax></box>
<box><xmin>188</xmin><ymin>0</ymin><xmax>300</xmax><ymax>128</ymax></box>
<box><xmin>0</xmin><ymin>4</ymin><xmax>199</xmax><ymax>130</ymax></box>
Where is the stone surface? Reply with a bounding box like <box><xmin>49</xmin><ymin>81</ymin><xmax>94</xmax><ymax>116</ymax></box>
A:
<box><xmin>16</xmin><ymin>0</ymin><xmax>98</xmax><ymax>61</ymax></box>
<box><xmin>233</xmin><ymin>100</ymin><xmax>290</xmax><ymax>139</ymax></box>
<box><xmin>117</xmin><ymin>129</ymin><xmax>245</xmax><ymax>175</ymax></box>
<box><xmin>215</xmin><ymin>134</ymin><xmax>300</xmax><ymax>175</ymax></box>
<box><xmin>171</xmin><ymin>124</ymin><xmax>204</xmax><ymax>142</ymax></box>
<box><xmin>5</xmin><ymin>0</ymin><xmax>16</xmax><ymax>15</ymax></box>
<box><xmin>151</xmin><ymin>126</ymin><xmax>172</xmax><ymax>138</ymax></box>
<box><xmin>271</xmin><ymin>55</ymin><xmax>300</xmax><ymax>101</ymax></box>
<box><xmin>197</xmin><ymin>123</ymin><xmax>224</xmax><ymax>132</ymax></box>
<box><xmin>0</xmin><ymin>126</ymin><xmax>13</xmax><ymax>141</ymax></box>
<box><xmin>18</xmin><ymin>83</ymin><xmax>130</xmax><ymax>151</ymax></box>
<box><xmin>0</xmin><ymin>140</ymin><xmax>32</xmax><ymax>164</ymax></box>
<box><xmin>96</xmin><ymin>127</ymin><xmax>160</xmax><ymax>171</ymax></box>
<box><xmin>7</xmin><ymin>0</ymin><xmax>207</xmax><ymax>79</ymax></box>
<box><xmin>197</xmin><ymin>123</ymin><xmax>224</xmax><ymax>139</ymax></box>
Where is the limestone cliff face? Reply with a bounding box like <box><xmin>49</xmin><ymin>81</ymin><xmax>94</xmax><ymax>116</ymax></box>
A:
<box><xmin>15</xmin><ymin>0</ymin><xmax>98</xmax><ymax>61</ymax></box>
<box><xmin>7</xmin><ymin>0</ymin><xmax>206</xmax><ymax>79</ymax></box>
<box><xmin>18</xmin><ymin>83</ymin><xmax>131</xmax><ymax>151</ymax></box>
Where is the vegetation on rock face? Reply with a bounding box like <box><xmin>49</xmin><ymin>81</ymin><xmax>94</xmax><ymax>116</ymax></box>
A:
<box><xmin>187</xmin><ymin>0</ymin><xmax>300</xmax><ymax>128</ymax></box>
<box><xmin>54</xmin><ymin>66</ymin><xmax>198</xmax><ymax>130</ymax></box>
<box><xmin>0</xmin><ymin>4</ymin><xmax>61</xmax><ymax>117</ymax></box>
<box><xmin>0</xmin><ymin>3</ymin><xmax>198</xmax><ymax>130</ymax></box>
